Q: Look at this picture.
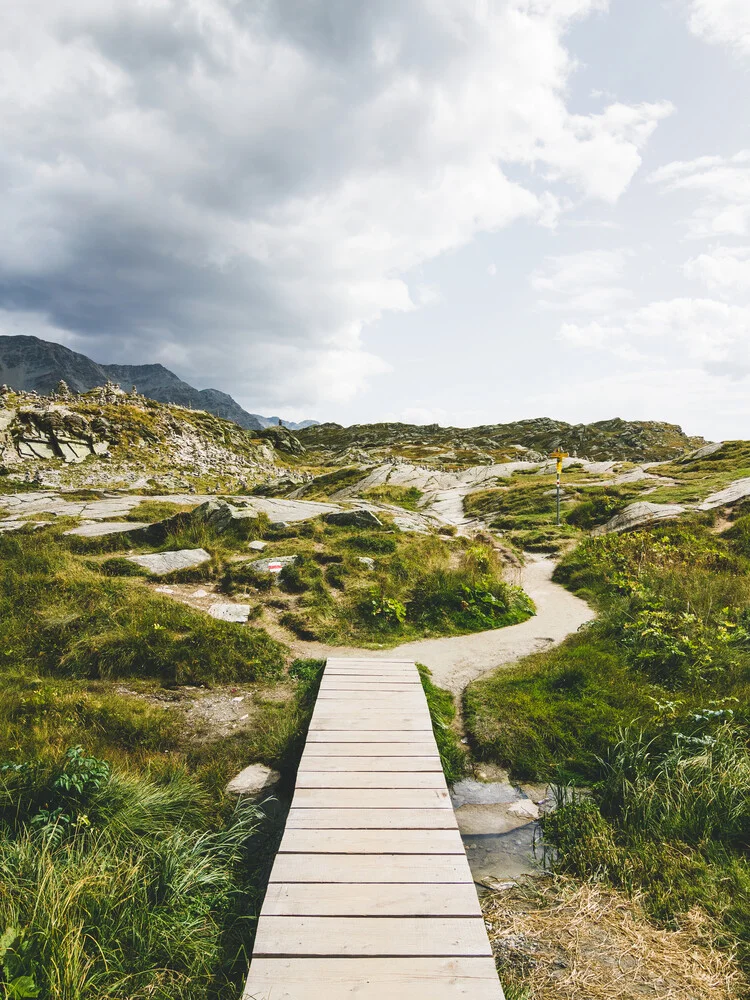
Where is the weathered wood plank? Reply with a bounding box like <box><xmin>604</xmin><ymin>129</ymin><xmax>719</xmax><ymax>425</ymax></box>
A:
<box><xmin>298</xmin><ymin>755</ymin><xmax>442</xmax><ymax>771</ymax></box>
<box><xmin>243</xmin><ymin>657</ymin><xmax>504</xmax><ymax>999</ymax></box>
<box><xmin>253</xmin><ymin>916</ymin><xmax>492</xmax><ymax>958</ymax></box>
<box><xmin>290</xmin><ymin>788</ymin><xmax>452</xmax><ymax>809</ymax></box>
<box><xmin>269</xmin><ymin>853</ymin><xmax>473</xmax><ymax>884</ymax></box>
<box><xmin>301</xmin><ymin>742</ymin><xmax>439</xmax><ymax>757</ymax></box>
<box><xmin>278</xmin><ymin>828</ymin><xmax>465</xmax><ymax>856</ymax></box>
<box><xmin>305</xmin><ymin>730</ymin><xmax>436</xmax><ymax>743</ymax></box>
<box><xmin>243</xmin><ymin>957</ymin><xmax>503</xmax><ymax>999</ymax></box>
<box><xmin>284</xmin><ymin>808</ymin><xmax>459</xmax><ymax>829</ymax></box>
<box><xmin>294</xmin><ymin>771</ymin><xmax>447</xmax><ymax>789</ymax></box>
<box><xmin>259</xmin><ymin>881</ymin><xmax>482</xmax><ymax>917</ymax></box>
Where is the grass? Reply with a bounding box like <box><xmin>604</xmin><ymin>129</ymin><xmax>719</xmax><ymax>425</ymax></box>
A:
<box><xmin>363</xmin><ymin>484</ymin><xmax>424</xmax><ymax>510</ymax></box>
<box><xmin>0</xmin><ymin>750</ymin><xmax>267</xmax><ymax>999</ymax></box>
<box><xmin>0</xmin><ymin>530</ymin><xmax>286</xmax><ymax>686</ymax></box>
<box><xmin>417</xmin><ymin>664</ymin><xmax>468</xmax><ymax>783</ymax></box>
<box><xmin>465</xmin><ymin>518</ymin><xmax>750</xmax><ymax>982</ymax></box>
<box><xmin>125</xmin><ymin>499</ymin><xmax>198</xmax><ymax>522</ymax></box>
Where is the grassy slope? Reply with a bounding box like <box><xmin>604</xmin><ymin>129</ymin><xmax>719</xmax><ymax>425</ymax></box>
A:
<box><xmin>0</xmin><ymin>508</ymin><xmax>505</xmax><ymax>998</ymax></box>
<box><xmin>465</xmin><ymin>516</ymin><xmax>750</xmax><ymax>982</ymax></box>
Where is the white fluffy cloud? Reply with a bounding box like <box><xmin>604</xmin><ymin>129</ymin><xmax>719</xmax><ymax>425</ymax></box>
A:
<box><xmin>0</xmin><ymin>0</ymin><xmax>670</xmax><ymax>411</ymax></box>
<box><xmin>687</xmin><ymin>0</ymin><xmax>750</xmax><ymax>58</ymax></box>
<box><xmin>530</xmin><ymin>249</ymin><xmax>630</xmax><ymax>311</ymax></box>
<box><xmin>649</xmin><ymin>152</ymin><xmax>750</xmax><ymax>238</ymax></box>
<box><xmin>684</xmin><ymin>247</ymin><xmax>750</xmax><ymax>296</ymax></box>
<box><xmin>559</xmin><ymin>297</ymin><xmax>750</xmax><ymax>372</ymax></box>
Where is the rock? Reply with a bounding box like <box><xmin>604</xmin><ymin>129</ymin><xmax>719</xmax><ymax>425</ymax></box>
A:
<box><xmin>358</xmin><ymin>556</ymin><xmax>375</xmax><ymax>569</ymax></box>
<box><xmin>324</xmin><ymin>508</ymin><xmax>383</xmax><ymax>529</ymax></box>
<box><xmin>129</xmin><ymin>500</ymin><xmax>253</xmax><ymax>545</ymax></box>
<box><xmin>208</xmin><ymin>603</ymin><xmax>251</xmax><ymax>623</ymax></box>
<box><xmin>698</xmin><ymin>477</ymin><xmax>750</xmax><ymax>510</ymax></box>
<box><xmin>268</xmin><ymin>520</ymin><xmax>289</xmax><ymax>530</ymax></box>
<box><xmin>65</xmin><ymin>521</ymin><xmax>151</xmax><ymax>537</ymax></box>
<box><xmin>258</xmin><ymin>425</ymin><xmax>306</xmax><ymax>455</ymax></box>
<box><xmin>594</xmin><ymin>501</ymin><xmax>686</xmax><ymax>535</ymax></box>
<box><xmin>248</xmin><ymin>540</ymin><xmax>267</xmax><ymax>551</ymax></box>
<box><xmin>127</xmin><ymin>548</ymin><xmax>211</xmax><ymax>575</ymax></box>
<box><xmin>248</xmin><ymin>554</ymin><xmax>297</xmax><ymax>573</ymax></box>
<box><xmin>225</xmin><ymin>763</ymin><xmax>281</xmax><ymax>798</ymax></box>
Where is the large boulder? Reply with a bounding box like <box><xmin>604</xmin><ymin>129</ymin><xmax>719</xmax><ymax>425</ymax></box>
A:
<box><xmin>324</xmin><ymin>508</ymin><xmax>383</xmax><ymax>529</ymax></box>
<box><xmin>594</xmin><ymin>501</ymin><xmax>686</xmax><ymax>535</ymax></box>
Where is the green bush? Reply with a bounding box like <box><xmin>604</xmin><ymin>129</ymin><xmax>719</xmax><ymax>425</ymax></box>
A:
<box><xmin>342</xmin><ymin>534</ymin><xmax>397</xmax><ymax>555</ymax></box>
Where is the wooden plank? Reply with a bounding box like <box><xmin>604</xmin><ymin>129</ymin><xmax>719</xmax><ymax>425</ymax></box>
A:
<box><xmin>278</xmin><ymin>828</ymin><xmax>465</xmax><ymax>856</ymax></box>
<box><xmin>259</xmin><ymin>881</ymin><xmax>481</xmax><ymax>917</ymax></box>
<box><xmin>285</xmin><ymin>808</ymin><xmax>458</xmax><ymax>829</ymax></box>
<box><xmin>269</xmin><ymin>853</ymin><xmax>473</xmax><ymax>884</ymax></box>
<box><xmin>298</xmin><ymin>755</ymin><xmax>442</xmax><ymax>771</ymax></box>
<box><xmin>310</xmin><ymin>717</ymin><xmax>432</xmax><ymax>732</ymax></box>
<box><xmin>294</xmin><ymin>771</ymin><xmax>447</xmax><ymax>789</ymax></box>
<box><xmin>253</xmin><ymin>916</ymin><xmax>492</xmax><ymax>958</ymax></box>
<box><xmin>306</xmin><ymin>730</ymin><xmax>436</xmax><ymax>743</ymax></box>
<box><xmin>290</xmin><ymin>788</ymin><xmax>451</xmax><ymax>809</ymax></box>
<box><xmin>243</xmin><ymin>957</ymin><xmax>503</xmax><ymax>999</ymax></box>
<box><xmin>302</xmin><ymin>742</ymin><xmax>439</xmax><ymax>757</ymax></box>
<box><xmin>316</xmin><ymin>690</ymin><xmax>426</xmax><ymax>701</ymax></box>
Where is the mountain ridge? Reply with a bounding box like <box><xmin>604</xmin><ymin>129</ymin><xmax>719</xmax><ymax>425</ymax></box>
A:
<box><xmin>0</xmin><ymin>335</ymin><xmax>317</xmax><ymax>431</ymax></box>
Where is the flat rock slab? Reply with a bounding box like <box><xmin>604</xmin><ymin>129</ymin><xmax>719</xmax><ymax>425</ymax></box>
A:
<box><xmin>65</xmin><ymin>521</ymin><xmax>151</xmax><ymax>537</ymax></box>
<box><xmin>128</xmin><ymin>549</ymin><xmax>211</xmax><ymax>575</ymax></box>
<box><xmin>248</xmin><ymin>540</ymin><xmax>267</xmax><ymax>551</ymax></box>
<box><xmin>209</xmin><ymin>602</ymin><xmax>251</xmax><ymax>623</ymax></box>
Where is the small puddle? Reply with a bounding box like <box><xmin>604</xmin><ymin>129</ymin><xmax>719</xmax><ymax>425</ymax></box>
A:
<box><xmin>451</xmin><ymin>778</ymin><xmax>554</xmax><ymax>887</ymax></box>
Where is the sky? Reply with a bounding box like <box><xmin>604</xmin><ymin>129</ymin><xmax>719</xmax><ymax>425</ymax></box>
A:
<box><xmin>2</xmin><ymin>0</ymin><xmax>750</xmax><ymax>439</ymax></box>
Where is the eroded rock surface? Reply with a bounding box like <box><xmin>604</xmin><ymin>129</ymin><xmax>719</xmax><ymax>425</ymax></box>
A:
<box><xmin>127</xmin><ymin>549</ymin><xmax>211</xmax><ymax>575</ymax></box>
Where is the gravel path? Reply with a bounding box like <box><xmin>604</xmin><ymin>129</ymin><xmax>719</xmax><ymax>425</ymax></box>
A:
<box><xmin>291</xmin><ymin>555</ymin><xmax>594</xmax><ymax>696</ymax></box>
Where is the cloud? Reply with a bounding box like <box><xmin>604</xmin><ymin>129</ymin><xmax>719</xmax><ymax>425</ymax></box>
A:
<box><xmin>686</xmin><ymin>0</ymin><xmax>750</xmax><ymax>58</ymax></box>
<box><xmin>530</xmin><ymin>248</ymin><xmax>631</xmax><ymax>311</ymax></box>
<box><xmin>649</xmin><ymin>151</ymin><xmax>750</xmax><ymax>237</ymax></box>
<box><xmin>528</xmin><ymin>365</ymin><xmax>750</xmax><ymax>439</ymax></box>
<box><xmin>0</xmin><ymin>0</ymin><xmax>670</xmax><ymax>411</ymax></box>
<box><xmin>683</xmin><ymin>246</ymin><xmax>750</xmax><ymax>296</ymax></box>
<box><xmin>559</xmin><ymin>297</ymin><xmax>750</xmax><ymax>372</ymax></box>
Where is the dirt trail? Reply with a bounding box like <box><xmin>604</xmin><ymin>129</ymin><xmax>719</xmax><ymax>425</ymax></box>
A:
<box><xmin>290</xmin><ymin>555</ymin><xmax>594</xmax><ymax>696</ymax></box>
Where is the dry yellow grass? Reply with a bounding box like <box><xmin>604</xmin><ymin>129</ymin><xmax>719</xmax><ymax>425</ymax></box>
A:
<box><xmin>483</xmin><ymin>877</ymin><xmax>745</xmax><ymax>1000</ymax></box>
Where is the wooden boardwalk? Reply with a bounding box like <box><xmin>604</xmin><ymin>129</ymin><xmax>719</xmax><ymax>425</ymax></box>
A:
<box><xmin>243</xmin><ymin>657</ymin><xmax>504</xmax><ymax>999</ymax></box>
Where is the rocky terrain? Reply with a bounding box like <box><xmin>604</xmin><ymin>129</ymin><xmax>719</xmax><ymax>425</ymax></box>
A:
<box><xmin>0</xmin><ymin>334</ymin><xmax>316</xmax><ymax>430</ymax></box>
<box><xmin>297</xmin><ymin>416</ymin><xmax>705</xmax><ymax>466</ymax></box>
<box><xmin>0</xmin><ymin>381</ymin><xmax>280</xmax><ymax>493</ymax></box>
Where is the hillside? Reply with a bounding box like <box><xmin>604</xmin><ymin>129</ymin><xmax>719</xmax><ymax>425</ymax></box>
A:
<box><xmin>0</xmin><ymin>335</ymin><xmax>316</xmax><ymax>431</ymax></box>
<box><xmin>297</xmin><ymin>416</ymin><xmax>706</xmax><ymax>466</ymax></box>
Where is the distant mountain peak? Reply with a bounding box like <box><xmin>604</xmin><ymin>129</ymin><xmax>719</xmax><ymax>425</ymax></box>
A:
<box><xmin>0</xmin><ymin>335</ymin><xmax>318</xmax><ymax>432</ymax></box>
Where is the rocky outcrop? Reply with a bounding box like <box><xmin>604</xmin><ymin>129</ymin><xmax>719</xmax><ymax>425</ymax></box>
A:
<box><xmin>298</xmin><ymin>417</ymin><xmax>706</xmax><ymax>465</ymax></box>
<box><xmin>2</xmin><ymin>405</ymin><xmax>111</xmax><ymax>465</ymax></box>
<box><xmin>258</xmin><ymin>424</ymin><xmax>306</xmax><ymax>454</ymax></box>
<box><xmin>594</xmin><ymin>501</ymin><xmax>687</xmax><ymax>535</ymax></box>
<box><xmin>324</xmin><ymin>509</ymin><xmax>383</xmax><ymax>529</ymax></box>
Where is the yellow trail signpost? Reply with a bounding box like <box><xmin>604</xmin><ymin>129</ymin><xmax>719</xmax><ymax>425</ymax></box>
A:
<box><xmin>551</xmin><ymin>450</ymin><xmax>568</xmax><ymax>525</ymax></box>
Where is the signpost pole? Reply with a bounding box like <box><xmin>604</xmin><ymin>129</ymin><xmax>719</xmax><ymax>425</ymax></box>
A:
<box><xmin>551</xmin><ymin>450</ymin><xmax>568</xmax><ymax>526</ymax></box>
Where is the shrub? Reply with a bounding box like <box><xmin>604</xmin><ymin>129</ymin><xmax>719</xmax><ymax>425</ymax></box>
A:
<box><xmin>342</xmin><ymin>534</ymin><xmax>397</xmax><ymax>555</ymax></box>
